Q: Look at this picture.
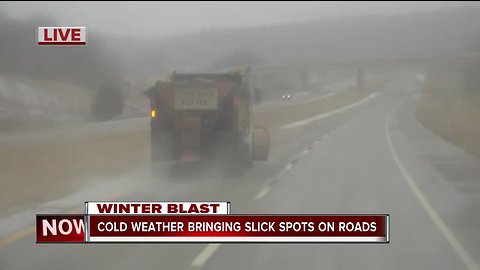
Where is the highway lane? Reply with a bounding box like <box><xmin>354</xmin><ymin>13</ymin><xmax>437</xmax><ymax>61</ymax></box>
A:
<box><xmin>0</xmin><ymin>106</ymin><xmax>351</xmax><ymax>269</ymax></box>
<box><xmin>0</xmin><ymin>80</ymin><xmax>362</xmax><ymax>269</ymax></box>
<box><xmin>0</xmin><ymin>76</ymin><xmax>358</xmax><ymax>219</ymax></box>
<box><xmin>1</xmin><ymin>74</ymin><xmax>479</xmax><ymax>269</ymax></box>
<box><xmin>201</xmin><ymin>81</ymin><xmax>480</xmax><ymax>270</ymax></box>
<box><xmin>253</xmin><ymin>77</ymin><xmax>355</xmax><ymax>113</ymax></box>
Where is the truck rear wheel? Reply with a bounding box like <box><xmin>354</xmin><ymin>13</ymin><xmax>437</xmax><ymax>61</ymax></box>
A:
<box><xmin>252</xmin><ymin>127</ymin><xmax>270</xmax><ymax>161</ymax></box>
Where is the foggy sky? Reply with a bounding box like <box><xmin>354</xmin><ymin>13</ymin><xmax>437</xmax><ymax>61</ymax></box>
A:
<box><xmin>1</xmin><ymin>1</ymin><xmax>480</xmax><ymax>39</ymax></box>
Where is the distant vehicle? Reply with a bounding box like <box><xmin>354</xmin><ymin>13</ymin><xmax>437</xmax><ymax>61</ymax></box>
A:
<box><xmin>282</xmin><ymin>93</ymin><xmax>292</xmax><ymax>101</ymax></box>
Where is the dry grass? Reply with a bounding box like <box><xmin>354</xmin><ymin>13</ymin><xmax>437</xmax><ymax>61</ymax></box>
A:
<box><xmin>0</xmin><ymin>132</ymin><xmax>149</xmax><ymax>215</ymax></box>
<box><xmin>417</xmin><ymin>94</ymin><xmax>480</xmax><ymax>157</ymax></box>
<box><xmin>0</xmin><ymin>79</ymin><xmax>385</xmax><ymax>215</ymax></box>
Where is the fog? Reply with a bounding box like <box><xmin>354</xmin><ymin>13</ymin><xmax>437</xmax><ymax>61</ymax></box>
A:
<box><xmin>1</xmin><ymin>3</ymin><xmax>480</xmax><ymax>270</ymax></box>
<box><xmin>2</xmin><ymin>2</ymin><xmax>480</xmax><ymax>86</ymax></box>
<box><xmin>2</xmin><ymin>2</ymin><xmax>480</xmax><ymax>130</ymax></box>
<box><xmin>0</xmin><ymin>11</ymin><xmax>121</xmax><ymax>88</ymax></box>
<box><xmin>2</xmin><ymin>2</ymin><xmax>479</xmax><ymax>38</ymax></box>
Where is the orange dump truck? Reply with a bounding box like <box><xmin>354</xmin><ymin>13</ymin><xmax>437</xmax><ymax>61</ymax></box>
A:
<box><xmin>144</xmin><ymin>69</ymin><xmax>269</xmax><ymax>172</ymax></box>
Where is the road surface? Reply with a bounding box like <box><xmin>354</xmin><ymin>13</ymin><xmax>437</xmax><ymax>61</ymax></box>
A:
<box><xmin>0</xmin><ymin>74</ymin><xmax>479</xmax><ymax>270</ymax></box>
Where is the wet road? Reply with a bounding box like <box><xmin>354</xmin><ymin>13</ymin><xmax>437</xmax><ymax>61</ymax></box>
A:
<box><xmin>1</xmin><ymin>76</ymin><xmax>479</xmax><ymax>270</ymax></box>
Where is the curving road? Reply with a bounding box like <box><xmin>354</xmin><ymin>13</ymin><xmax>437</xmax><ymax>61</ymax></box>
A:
<box><xmin>1</xmin><ymin>74</ymin><xmax>479</xmax><ymax>270</ymax></box>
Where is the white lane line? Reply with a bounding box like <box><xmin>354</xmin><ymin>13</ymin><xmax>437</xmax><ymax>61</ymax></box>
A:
<box><xmin>0</xmin><ymin>184</ymin><xmax>131</xmax><ymax>247</ymax></box>
<box><xmin>284</xmin><ymin>163</ymin><xmax>294</xmax><ymax>171</ymax></box>
<box><xmin>301</xmin><ymin>149</ymin><xmax>310</xmax><ymax>155</ymax></box>
<box><xmin>293</xmin><ymin>91</ymin><xmax>309</xmax><ymax>96</ymax></box>
<box><xmin>256</xmin><ymin>155</ymin><xmax>304</xmax><ymax>200</ymax></box>
<box><xmin>191</xmin><ymin>244</ymin><xmax>222</xmax><ymax>267</ymax></box>
<box><xmin>281</xmin><ymin>92</ymin><xmax>379</xmax><ymax>129</ymax></box>
<box><xmin>385</xmin><ymin>114</ymin><xmax>479</xmax><ymax>270</ymax></box>
<box><xmin>317</xmin><ymin>91</ymin><xmax>337</xmax><ymax>99</ymax></box>
<box><xmin>253</xmin><ymin>88</ymin><xmax>343</xmax><ymax>113</ymax></box>
<box><xmin>255</xmin><ymin>186</ymin><xmax>272</xmax><ymax>200</ymax></box>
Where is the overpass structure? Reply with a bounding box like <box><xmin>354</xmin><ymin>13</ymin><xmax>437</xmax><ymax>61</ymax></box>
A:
<box><xmin>248</xmin><ymin>53</ymin><xmax>480</xmax><ymax>101</ymax></box>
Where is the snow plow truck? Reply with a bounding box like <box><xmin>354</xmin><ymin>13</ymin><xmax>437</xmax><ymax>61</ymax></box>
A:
<box><xmin>144</xmin><ymin>68</ymin><xmax>269</xmax><ymax>174</ymax></box>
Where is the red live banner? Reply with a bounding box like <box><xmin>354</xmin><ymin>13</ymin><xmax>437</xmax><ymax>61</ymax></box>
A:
<box><xmin>37</xmin><ymin>214</ymin><xmax>389</xmax><ymax>243</ymax></box>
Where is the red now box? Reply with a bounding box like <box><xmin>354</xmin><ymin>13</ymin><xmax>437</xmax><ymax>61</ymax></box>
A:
<box><xmin>36</xmin><ymin>215</ymin><xmax>85</xmax><ymax>243</ymax></box>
